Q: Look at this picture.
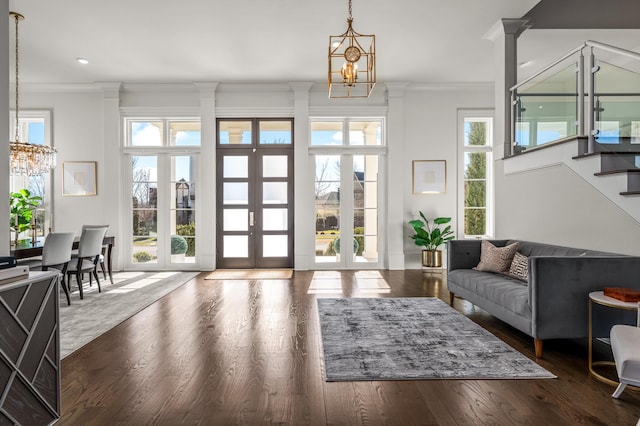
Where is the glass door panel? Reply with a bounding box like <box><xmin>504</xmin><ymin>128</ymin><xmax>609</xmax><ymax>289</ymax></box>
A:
<box><xmin>217</xmin><ymin>151</ymin><xmax>253</xmax><ymax>268</ymax></box>
<box><xmin>354</xmin><ymin>155</ymin><xmax>378</xmax><ymax>263</ymax></box>
<box><xmin>256</xmin><ymin>149</ymin><xmax>293</xmax><ymax>267</ymax></box>
<box><xmin>132</xmin><ymin>156</ymin><xmax>158</xmax><ymax>264</ymax></box>
<box><xmin>314</xmin><ymin>155</ymin><xmax>341</xmax><ymax>262</ymax></box>
<box><xmin>170</xmin><ymin>155</ymin><xmax>196</xmax><ymax>264</ymax></box>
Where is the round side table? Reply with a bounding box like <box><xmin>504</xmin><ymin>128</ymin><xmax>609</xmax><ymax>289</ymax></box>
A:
<box><xmin>588</xmin><ymin>291</ymin><xmax>638</xmax><ymax>386</ymax></box>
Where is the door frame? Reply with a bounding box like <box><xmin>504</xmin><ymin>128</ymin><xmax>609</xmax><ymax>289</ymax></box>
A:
<box><xmin>215</xmin><ymin>118</ymin><xmax>294</xmax><ymax>269</ymax></box>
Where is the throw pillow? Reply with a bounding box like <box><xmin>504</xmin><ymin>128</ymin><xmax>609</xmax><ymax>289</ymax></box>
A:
<box><xmin>508</xmin><ymin>252</ymin><xmax>529</xmax><ymax>282</ymax></box>
<box><xmin>474</xmin><ymin>240</ymin><xmax>519</xmax><ymax>273</ymax></box>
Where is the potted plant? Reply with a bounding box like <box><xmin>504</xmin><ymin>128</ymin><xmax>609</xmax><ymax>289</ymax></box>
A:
<box><xmin>9</xmin><ymin>189</ymin><xmax>42</xmax><ymax>246</ymax></box>
<box><xmin>170</xmin><ymin>235</ymin><xmax>188</xmax><ymax>262</ymax></box>
<box><xmin>408</xmin><ymin>212</ymin><xmax>455</xmax><ymax>267</ymax></box>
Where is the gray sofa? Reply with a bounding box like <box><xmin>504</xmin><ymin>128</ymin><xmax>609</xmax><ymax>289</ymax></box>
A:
<box><xmin>447</xmin><ymin>239</ymin><xmax>640</xmax><ymax>358</ymax></box>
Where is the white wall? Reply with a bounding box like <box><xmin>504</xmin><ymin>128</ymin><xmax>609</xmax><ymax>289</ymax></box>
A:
<box><xmin>402</xmin><ymin>84</ymin><xmax>494</xmax><ymax>268</ymax></box>
<box><xmin>16</xmin><ymin>82</ymin><xmax>498</xmax><ymax>270</ymax></box>
<box><xmin>19</xmin><ymin>89</ymin><xmax>106</xmax><ymax>239</ymax></box>
<box><xmin>495</xmin><ymin>154</ymin><xmax>640</xmax><ymax>256</ymax></box>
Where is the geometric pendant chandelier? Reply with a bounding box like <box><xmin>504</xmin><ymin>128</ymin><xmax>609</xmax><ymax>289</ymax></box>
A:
<box><xmin>9</xmin><ymin>11</ymin><xmax>57</xmax><ymax>176</ymax></box>
<box><xmin>328</xmin><ymin>0</ymin><xmax>376</xmax><ymax>98</ymax></box>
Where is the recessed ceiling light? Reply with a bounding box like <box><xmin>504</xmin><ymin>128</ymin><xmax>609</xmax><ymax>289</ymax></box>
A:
<box><xmin>76</xmin><ymin>58</ymin><xmax>89</xmax><ymax>65</ymax></box>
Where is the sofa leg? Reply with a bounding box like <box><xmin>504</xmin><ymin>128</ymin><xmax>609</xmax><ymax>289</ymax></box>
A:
<box><xmin>449</xmin><ymin>291</ymin><xmax>454</xmax><ymax>305</ymax></box>
<box><xmin>534</xmin><ymin>339</ymin><xmax>543</xmax><ymax>358</ymax></box>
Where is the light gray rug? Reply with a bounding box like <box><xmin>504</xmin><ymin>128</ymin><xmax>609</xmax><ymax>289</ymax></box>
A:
<box><xmin>59</xmin><ymin>271</ymin><xmax>198</xmax><ymax>358</ymax></box>
<box><xmin>317</xmin><ymin>297</ymin><xmax>556</xmax><ymax>381</ymax></box>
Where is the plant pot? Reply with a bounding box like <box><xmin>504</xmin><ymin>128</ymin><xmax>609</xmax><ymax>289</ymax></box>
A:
<box><xmin>422</xmin><ymin>250</ymin><xmax>442</xmax><ymax>268</ymax></box>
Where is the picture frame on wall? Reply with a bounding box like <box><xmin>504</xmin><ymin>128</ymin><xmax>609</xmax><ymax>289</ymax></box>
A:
<box><xmin>412</xmin><ymin>160</ymin><xmax>446</xmax><ymax>194</ymax></box>
<box><xmin>62</xmin><ymin>161</ymin><xmax>97</xmax><ymax>196</ymax></box>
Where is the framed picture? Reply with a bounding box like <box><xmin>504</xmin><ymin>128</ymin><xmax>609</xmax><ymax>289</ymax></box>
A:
<box><xmin>412</xmin><ymin>160</ymin><xmax>446</xmax><ymax>194</ymax></box>
<box><xmin>62</xmin><ymin>161</ymin><xmax>97</xmax><ymax>196</ymax></box>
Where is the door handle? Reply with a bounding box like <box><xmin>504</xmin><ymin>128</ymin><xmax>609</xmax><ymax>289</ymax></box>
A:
<box><xmin>249</xmin><ymin>211</ymin><xmax>254</xmax><ymax>227</ymax></box>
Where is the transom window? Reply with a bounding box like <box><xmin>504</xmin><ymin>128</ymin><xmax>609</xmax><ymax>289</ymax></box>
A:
<box><xmin>310</xmin><ymin>119</ymin><xmax>383</xmax><ymax>146</ymax></box>
<box><xmin>126</xmin><ymin>119</ymin><xmax>201</xmax><ymax>147</ymax></box>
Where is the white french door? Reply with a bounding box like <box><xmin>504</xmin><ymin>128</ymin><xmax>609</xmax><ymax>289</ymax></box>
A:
<box><xmin>127</xmin><ymin>154</ymin><xmax>199</xmax><ymax>269</ymax></box>
<box><xmin>314</xmin><ymin>153</ymin><xmax>382</xmax><ymax>269</ymax></box>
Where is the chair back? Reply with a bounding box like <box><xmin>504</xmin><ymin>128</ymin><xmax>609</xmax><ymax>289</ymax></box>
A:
<box><xmin>81</xmin><ymin>224</ymin><xmax>109</xmax><ymax>232</ymax></box>
<box><xmin>41</xmin><ymin>232</ymin><xmax>75</xmax><ymax>266</ymax></box>
<box><xmin>77</xmin><ymin>227</ymin><xmax>108</xmax><ymax>258</ymax></box>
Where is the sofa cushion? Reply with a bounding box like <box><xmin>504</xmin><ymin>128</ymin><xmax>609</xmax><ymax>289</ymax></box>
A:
<box><xmin>508</xmin><ymin>252</ymin><xmax>528</xmax><ymax>282</ymax></box>
<box><xmin>475</xmin><ymin>240</ymin><xmax>519</xmax><ymax>273</ymax></box>
<box><xmin>448</xmin><ymin>269</ymin><xmax>530</xmax><ymax>318</ymax></box>
<box><xmin>506</xmin><ymin>240</ymin><xmax>618</xmax><ymax>257</ymax></box>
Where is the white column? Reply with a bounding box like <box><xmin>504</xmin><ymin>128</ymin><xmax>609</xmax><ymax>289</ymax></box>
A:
<box><xmin>194</xmin><ymin>82</ymin><xmax>219</xmax><ymax>271</ymax></box>
<box><xmin>484</xmin><ymin>19</ymin><xmax>529</xmax><ymax>160</ymax></box>
<box><xmin>289</xmin><ymin>82</ymin><xmax>313</xmax><ymax>270</ymax></box>
<box><xmin>386</xmin><ymin>82</ymin><xmax>409</xmax><ymax>270</ymax></box>
<box><xmin>96</xmin><ymin>82</ymin><xmax>122</xmax><ymax>269</ymax></box>
<box><xmin>0</xmin><ymin>0</ymin><xmax>10</xmax><ymax>255</ymax></box>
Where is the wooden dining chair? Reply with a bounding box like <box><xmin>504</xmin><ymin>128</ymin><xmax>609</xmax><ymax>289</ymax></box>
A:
<box><xmin>40</xmin><ymin>232</ymin><xmax>75</xmax><ymax>306</ymax></box>
<box><xmin>67</xmin><ymin>227</ymin><xmax>108</xmax><ymax>300</ymax></box>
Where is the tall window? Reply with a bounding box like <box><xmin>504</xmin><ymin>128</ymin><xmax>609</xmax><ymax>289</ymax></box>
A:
<box><xmin>9</xmin><ymin>110</ymin><xmax>52</xmax><ymax>237</ymax></box>
<box><xmin>125</xmin><ymin>118</ymin><xmax>200</xmax><ymax>269</ymax></box>
<box><xmin>458</xmin><ymin>112</ymin><xmax>493</xmax><ymax>238</ymax></box>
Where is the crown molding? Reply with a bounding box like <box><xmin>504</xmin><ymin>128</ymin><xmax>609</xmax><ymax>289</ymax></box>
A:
<box><xmin>215</xmin><ymin>106</ymin><xmax>294</xmax><ymax>117</ymax></box>
<box><xmin>119</xmin><ymin>106</ymin><xmax>201</xmax><ymax>117</ymax></box>
<box><xmin>408</xmin><ymin>82</ymin><xmax>494</xmax><ymax>92</ymax></box>
<box><xmin>18</xmin><ymin>83</ymin><xmax>103</xmax><ymax>93</ymax></box>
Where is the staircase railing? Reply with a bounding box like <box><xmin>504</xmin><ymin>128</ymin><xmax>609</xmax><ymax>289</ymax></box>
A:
<box><xmin>509</xmin><ymin>40</ymin><xmax>640</xmax><ymax>157</ymax></box>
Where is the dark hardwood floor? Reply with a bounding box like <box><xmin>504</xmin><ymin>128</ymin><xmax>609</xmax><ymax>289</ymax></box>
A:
<box><xmin>60</xmin><ymin>270</ymin><xmax>640</xmax><ymax>425</ymax></box>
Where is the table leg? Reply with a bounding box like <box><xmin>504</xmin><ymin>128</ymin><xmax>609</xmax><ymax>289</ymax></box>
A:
<box><xmin>589</xmin><ymin>299</ymin><xmax>621</xmax><ymax>386</ymax></box>
<box><xmin>107</xmin><ymin>243</ymin><xmax>114</xmax><ymax>284</ymax></box>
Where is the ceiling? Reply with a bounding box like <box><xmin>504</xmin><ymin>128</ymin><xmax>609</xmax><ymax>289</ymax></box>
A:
<box><xmin>6</xmin><ymin>0</ymin><xmax>640</xmax><ymax>87</ymax></box>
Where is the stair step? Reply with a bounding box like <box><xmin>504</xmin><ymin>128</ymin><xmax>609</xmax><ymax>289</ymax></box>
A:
<box><xmin>572</xmin><ymin>151</ymin><xmax>638</xmax><ymax>160</ymax></box>
<box><xmin>594</xmin><ymin>169</ymin><xmax>640</xmax><ymax>176</ymax></box>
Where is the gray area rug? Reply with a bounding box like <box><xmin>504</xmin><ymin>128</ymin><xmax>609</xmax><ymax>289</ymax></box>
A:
<box><xmin>60</xmin><ymin>271</ymin><xmax>198</xmax><ymax>358</ymax></box>
<box><xmin>317</xmin><ymin>297</ymin><xmax>556</xmax><ymax>381</ymax></box>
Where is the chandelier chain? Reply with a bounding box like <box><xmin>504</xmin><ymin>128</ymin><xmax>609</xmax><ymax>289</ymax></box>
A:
<box><xmin>14</xmin><ymin>13</ymin><xmax>20</xmax><ymax>142</ymax></box>
<box><xmin>348</xmin><ymin>0</ymin><xmax>352</xmax><ymax>20</ymax></box>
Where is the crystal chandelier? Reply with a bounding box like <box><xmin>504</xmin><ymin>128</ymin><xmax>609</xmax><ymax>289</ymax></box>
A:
<box><xmin>328</xmin><ymin>0</ymin><xmax>376</xmax><ymax>98</ymax></box>
<box><xmin>9</xmin><ymin>12</ymin><xmax>56</xmax><ymax>176</ymax></box>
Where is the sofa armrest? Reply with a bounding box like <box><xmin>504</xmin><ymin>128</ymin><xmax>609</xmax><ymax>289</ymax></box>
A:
<box><xmin>447</xmin><ymin>239</ymin><xmax>511</xmax><ymax>271</ymax></box>
<box><xmin>529</xmin><ymin>256</ymin><xmax>640</xmax><ymax>340</ymax></box>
